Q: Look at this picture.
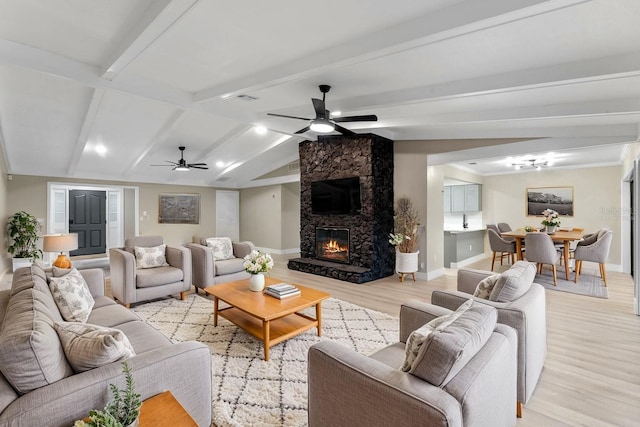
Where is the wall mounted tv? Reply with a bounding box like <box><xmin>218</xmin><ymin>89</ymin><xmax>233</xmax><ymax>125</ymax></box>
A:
<box><xmin>311</xmin><ymin>177</ymin><xmax>362</xmax><ymax>215</ymax></box>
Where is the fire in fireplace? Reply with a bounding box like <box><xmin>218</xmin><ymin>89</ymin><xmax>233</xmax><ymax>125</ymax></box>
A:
<box><xmin>315</xmin><ymin>227</ymin><xmax>350</xmax><ymax>264</ymax></box>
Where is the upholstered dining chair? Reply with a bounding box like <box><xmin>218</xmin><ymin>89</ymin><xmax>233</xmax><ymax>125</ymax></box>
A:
<box><xmin>488</xmin><ymin>228</ymin><xmax>517</xmax><ymax>271</ymax></box>
<box><xmin>524</xmin><ymin>232</ymin><xmax>560</xmax><ymax>285</ymax></box>
<box><xmin>497</xmin><ymin>222</ymin><xmax>516</xmax><ymax>242</ymax></box>
<box><xmin>574</xmin><ymin>228</ymin><xmax>613</xmax><ymax>286</ymax></box>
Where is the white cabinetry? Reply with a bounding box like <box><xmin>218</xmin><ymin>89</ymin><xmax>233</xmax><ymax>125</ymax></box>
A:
<box><xmin>444</xmin><ymin>184</ymin><xmax>482</xmax><ymax>213</ymax></box>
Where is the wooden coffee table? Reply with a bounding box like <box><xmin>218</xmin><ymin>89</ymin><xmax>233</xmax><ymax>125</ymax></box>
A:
<box><xmin>205</xmin><ymin>277</ymin><xmax>330</xmax><ymax>361</ymax></box>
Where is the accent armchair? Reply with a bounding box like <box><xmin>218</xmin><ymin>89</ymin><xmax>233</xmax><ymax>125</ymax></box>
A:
<box><xmin>574</xmin><ymin>228</ymin><xmax>613</xmax><ymax>286</ymax></box>
<box><xmin>431</xmin><ymin>263</ymin><xmax>546</xmax><ymax>418</ymax></box>
<box><xmin>109</xmin><ymin>235</ymin><xmax>192</xmax><ymax>307</ymax></box>
<box><xmin>488</xmin><ymin>228</ymin><xmax>517</xmax><ymax>271</ymax></box>
<box><xmin>308</xmin><ymin>300</ymin><xmax>517</xmax><ymax>427</ymax></box>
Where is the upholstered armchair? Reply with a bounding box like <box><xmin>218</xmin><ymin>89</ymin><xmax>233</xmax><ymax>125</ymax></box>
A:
<box><xmin>431</xmin><ymin>262</ymin><xmax>547</xmax><ymax>418</ymax></box>
<box><xmin>488</xmin><ymin>228</ymin><xmax>517</xmax><ymax>271</ymax></box>
<box><xmin>524</xmin><ymin>232</ymin><xmax>560</xmax><ymax>285</ymax></box>
<box><xmin>574</xmin><ymin>228</ymin><xmax>613</xmax><ymax>286</ymax></box>
<box><xmin>109</xmin><ymin>235</ymin><xmax>191</xmax><ymax>308</ymax></box>
<box><xmin>308</xmin><ymin>300</ymin><xmax>518</xmax><ymax>427</ymax></box>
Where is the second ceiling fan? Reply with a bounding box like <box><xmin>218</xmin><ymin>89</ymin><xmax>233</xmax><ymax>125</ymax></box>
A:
<box><xmin>267</xmin><ymin>85</ymin><xmax>378</xmax><ymax>135</ymax></box>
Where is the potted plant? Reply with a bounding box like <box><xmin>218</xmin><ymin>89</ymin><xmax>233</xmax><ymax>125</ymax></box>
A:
<box><xmin>243</xmin><ymin>250</ymin><xmax>274</xmax><ymax>292</ymax></box>
<box><xmin>7</xmin><ymin>210</ymin><xmax>42</xmax><ymax>271</ymax></box>
<box><xmin>541</xmin><ymin>208</ymin><xmax>561</xmax><ymax>234</ymax></box>
<box><xmin>74</xmin><ymin>362</ymin><xmax>142</xmax><ymax>427</ymax></box>
<box><xmin>389</xmin><ymin>197</ymin><xmax>422</xmax><ymax>281</ymax></box>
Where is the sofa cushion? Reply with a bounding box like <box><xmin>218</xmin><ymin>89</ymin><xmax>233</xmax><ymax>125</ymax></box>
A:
<box><xmin>86</xmin><ymin>304</ymin><xmax>142</xmax><ymax>328</ymax></box>
<box><xmin>49</xmin><ymin>268</ymin><xmax>95</xmax><ymax>322</ymax></box>
<box><xmin>409</xmin><ymin>303</ymin><xmax>497</xmax><ymax>387</ymax></box>
<box><xmin>489</xmin><ymin>261</ymin><xmax>536</xmax><ymax>302</ymax></box>
<box><xmin>215</xmin><ymin>258</ymin><xmax>246</xmax><ymax>276</ymax></box>
<box><xmin>0</xmin><ymin>268</ymin><xmax>73</xmax><ymax>394</ymax></box>
<box><xmin>473</xmin><ymin>274</ymin><xmax>500</xmax><ymax>299</ymax></box>
<box><xmin>206</xmin><ymin>237</ymin><xmax>234</xmax><ymax>260</ymax></box>
<box><xmin>401</xmin><ymin>299</ymin><xmax>472</xmax><ymax>372</ymax></box>
<box><xmin>54</xmin><ymin>322</ymin><xmax>135</xmax><ymax>373</ymax></box>
<box><xmin>135</xmin><ymin>266</ymin><xmax>184</xmax><ymax>288</ymax></box>
<box><xmin>134</xmin><ymin>244</ymin><xmax>169</xmax><ymax>269</ymax></box>
<box><xmin>116</xmin><ymin>321</ymin><xmax>173</xmax><ymax>354</ymax></box>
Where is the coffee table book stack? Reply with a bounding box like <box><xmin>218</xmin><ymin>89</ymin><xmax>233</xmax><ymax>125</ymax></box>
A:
<box><xmin>265</xmin><ymin>283</ymin><xmax>301</xmax><ymax>299</ymax></box>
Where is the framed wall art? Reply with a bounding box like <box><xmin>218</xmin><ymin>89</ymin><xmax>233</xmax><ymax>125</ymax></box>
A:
<box><xmin>526</xmin><ymin>186</ymin><xmax>574</xmax><ymax>216</ymax></box>
<box><xmin>159</xmin><ymin>193</ymin><xmax>200</xmax><ymax>224</ymax></box>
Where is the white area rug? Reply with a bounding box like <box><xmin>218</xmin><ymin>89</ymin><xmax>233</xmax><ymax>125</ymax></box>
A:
<box><xmin>131</xmin><ymin>294</ymin><xmax>398</xmax><ymax>426</ymax></box>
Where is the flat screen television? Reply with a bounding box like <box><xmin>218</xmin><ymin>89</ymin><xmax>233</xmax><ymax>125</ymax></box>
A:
<box><xmin>311</xmin><ymin>177</ymin><xmax>362</xmax><ymax>215</ymax></box>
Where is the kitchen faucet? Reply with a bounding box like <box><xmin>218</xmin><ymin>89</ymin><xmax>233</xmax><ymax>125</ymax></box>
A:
<box><xmin>463</xmin><ymin>213</ymin><xmax>468</xmax><ymax>229</ymax></box>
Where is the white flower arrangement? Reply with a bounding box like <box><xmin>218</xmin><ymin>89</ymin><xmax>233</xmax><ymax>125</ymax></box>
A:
<box><xmin>243</xmin><ymin>250</ymin><xmax>274</xmax><ymax>274</ymax></box>
<box><xmin>541</xmin><ymin>208</ymin><xmax>561</xmax><ymax>227</ymax></box>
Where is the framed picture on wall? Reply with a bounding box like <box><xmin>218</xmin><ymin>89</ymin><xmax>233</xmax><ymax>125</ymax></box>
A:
<box><xmin>159</xmin><ymin>193</ymin><xmax>200</xmax><ymax>224</ymax></box>
<box><xmin>526</xmin><ymin>186</ymin><xmax>574</xmax><ymax>216</ymax></box>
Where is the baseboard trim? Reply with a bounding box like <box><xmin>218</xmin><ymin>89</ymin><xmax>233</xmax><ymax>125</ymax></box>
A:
<box><xmin>450</xmin><ymin>253</ymin><xmax>488</xmax><ymax>269</ymax></box>
<box><xmin>426</xmin><ymin>268</ymin><xmax>445</xmax><ymax>281</ymax></box>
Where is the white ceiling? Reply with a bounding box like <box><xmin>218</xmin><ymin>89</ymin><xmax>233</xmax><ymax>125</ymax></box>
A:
<box><xmin>0</xmin><ymin>0</ymin><xmax>638</xmax><ymax>188</ymax></box>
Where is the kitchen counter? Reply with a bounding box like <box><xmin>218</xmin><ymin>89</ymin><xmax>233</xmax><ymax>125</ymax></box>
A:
<box><xmin>444</xmin><ymin>229</ymin><xmax>486</xmax><ymax>267</ymax></box>
<box><xmin>444</xmin><ymin>228</ymin><xmax>486</xmax><ymax>233</ymax></box>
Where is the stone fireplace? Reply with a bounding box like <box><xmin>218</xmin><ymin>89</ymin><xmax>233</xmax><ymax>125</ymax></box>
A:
<box><xmin>288</xmin><ymin>133</ymin><xmax>395</xmax><ymax>283</ymax></box>
<box><xmin>315</xmin><ymin>227</ymin><xmax>350</xmax><ymax>264</ymax></box>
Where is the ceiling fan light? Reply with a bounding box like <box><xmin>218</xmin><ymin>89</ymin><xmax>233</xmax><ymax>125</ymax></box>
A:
<box><xmin>174</xmin><ymin>165</ymin><xmax>189</xmax><ymax>171</ymax></box>
<box><xmin>310</xmin><ymin>119</ymin><xmax>334</xmax><ymax>133</ymax></box>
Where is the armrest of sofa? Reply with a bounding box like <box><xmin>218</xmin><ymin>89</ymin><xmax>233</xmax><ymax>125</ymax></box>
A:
<box><xmin>308</xmin><ymin>340</ymin><xmax>462</xmax><ymax>427</ymax></box>
<box><xmin>0</xmin><ymin>341</ymin><xmax>212</xmax><ymax>427</ymax></box>
<box><xmin>108</xmin><ymin>248</ymin><xmax>137</xmax><ymax>305</ymax></box>
<box><xmin>457</xmin><ymin>268</ymin><xmax>494</xmax><ymax>294</ymax></box>
<box><xmin>184</xmin><ymin>243</ymin><xmax>215</xmax><ymax>288</ymax></box>
<box><xmin>399</xmin><ymin>300</ymin><xmax>453</xmax><ymax>344</ymax></box>
<box><xmin>79</xmin><ymin>268</ymin><xmax>106</xmax><ymax>297</ymax></box>
<box><xmin>232</xmin><ymin>241</ymin><xmax>255</xmax><ymax>259</ymax></box>
<box><xmin>166</xmin><ymin>245</ymin><xmax>191</xmax><ymax>289</ymax></box>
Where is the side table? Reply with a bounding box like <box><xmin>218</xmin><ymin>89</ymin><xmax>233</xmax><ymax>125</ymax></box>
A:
<box><xmin>139</xmin><ymin>391</ymin><xmax>197</xmax><ymax>426</ymax></box>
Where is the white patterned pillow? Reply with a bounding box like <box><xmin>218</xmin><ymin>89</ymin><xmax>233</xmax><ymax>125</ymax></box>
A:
<box><xmin>400</xmin><ymin>299</ymin><xmax>473</xmax><ymax>372</ymax></box>
<box><xmin>54</xmin><ymin>322</ymin><xmax>135</xmax><ymax>373</ymax></box>
<box><xmin>134</xmin><ymin>244</ymin><xmax>169</xmax><ymax>269</ymax></box>
<box><xmin>49</xmin><ymin>268</ymin><xmax>95</xmax><ymax>323</ymax></box>
<box><xmin>205</xmin><ymin>237</ymin><xmax>234</xmax><ymax>260</ymax></box>
<box><xmin>473</xmin><ymin>274</ymin><xmax>500</xmax><ymax>299</ymax></box>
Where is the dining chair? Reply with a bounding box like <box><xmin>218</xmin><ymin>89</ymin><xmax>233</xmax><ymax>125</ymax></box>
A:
<box><xmin>574</xmin><ymin>228</ymin><xmax>613</xmax><ymax>286</ymax></box>
<box><xmin>524</xmin><ymin>232</ymin><xmax>561</xmax><ymax>286</ymax></box>
<box><xmin>557</xmin><ymin>227</ymin><xmax>585</xmax><ymax>265</ymax></box>
<box><xmin>488</xmin><ymin>228</ymin><xmax>517</xmax><ymax>271</ymax></box>
<box><xmin>497</xmin><ymin>222</ymin><xmax>515</xmax><ymax>242</ymax></box>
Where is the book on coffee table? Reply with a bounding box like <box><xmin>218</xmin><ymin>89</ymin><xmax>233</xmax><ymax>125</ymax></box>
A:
<box><xmin>265</xmin><ymin>283</ymin><xmax>301</xmax><ymax>299</ymax></box>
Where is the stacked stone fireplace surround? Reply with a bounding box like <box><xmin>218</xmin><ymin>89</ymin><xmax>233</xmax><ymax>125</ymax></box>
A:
<box><xmin>287</xmin><ymin>134</ymin><xmax>395</xmax><ymax>283</ymax></box>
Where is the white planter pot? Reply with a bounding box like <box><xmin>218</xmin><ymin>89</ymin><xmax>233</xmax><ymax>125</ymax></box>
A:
<box><xmin>545</xmin><ymin>225</ymin><xmax>558</xmax><ymax>234</ymax></box>
<box><xmin>12</xmin><ymin>258</ymin><xmax>33</xmax><ymax>272</ymax></box>
<box><xmin>249</xmin><ymin>273</ymin><xmax>265</xmax><ymax>292</ymax></box>
<box><xmin>396</xmin><ymin>251</ymin><xmax>419</xmax><ymax>273</ymax></box>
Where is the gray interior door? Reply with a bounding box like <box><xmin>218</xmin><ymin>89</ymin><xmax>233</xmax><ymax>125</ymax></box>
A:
<box><xmin>69</xmin><ymin>190</ymin><xmax>106</xmax><ymax>256</ymax></box>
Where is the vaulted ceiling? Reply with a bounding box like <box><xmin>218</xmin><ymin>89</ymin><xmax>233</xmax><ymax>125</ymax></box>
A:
<box><xmin>0</xmin><ymin>0</ymin><xmax>638</xmax><ymax>188</ymax></box>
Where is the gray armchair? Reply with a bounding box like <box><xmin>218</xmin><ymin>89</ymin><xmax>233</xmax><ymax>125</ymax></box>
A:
<box><xmin>488</xmin><ymin>228</ymin><xmax>516</xmax><ymax>271</ymax></box>
<box><xmin>109</xmin><ymin>235</ymin><xmax>191</xmax><ymax>307</ymax></box>
<box><xmin>431</xmin><ymin>264</ymin><xmax>547</xmax><ymax>418</ymax></box>
<box><xmin>524</xmin><ymin>232</ymin><xmax>560</xmax><ymax>285</ymax></box>
<box><xmin>308</xmin><ymin>300</ymin><xmax>517</xmax><ymax>427</ymax></box>
<box><xmin>574</xmin><ymin>228</ymin><xmax>613</xmax><ymax>286</ymax></box>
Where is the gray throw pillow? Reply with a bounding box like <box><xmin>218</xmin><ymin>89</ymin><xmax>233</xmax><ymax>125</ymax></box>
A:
<box><xmin>489</xmin><ymin>261</ymin><xmax>536</xmax><ymax>302</ymax></box>
<box><xmin>49</xmin><ymin>268</ymin><xmax>95</xmax><ymax>322</ymax></box>
<box><xmin>473</xmin><ymin>274</ymin><xmax>500</xmax><ymax>299</ymax></box>
<box><xmin>134</xmin><ymin>244</ymin><xmax>169</xmax><ymax>269</ymax></box>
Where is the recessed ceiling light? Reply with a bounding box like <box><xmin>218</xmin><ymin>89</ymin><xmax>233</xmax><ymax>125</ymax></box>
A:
<box><xmin>216</xmin><ymin>161</ymin><xmax>225</xmax><ymax>168</ymax></box>
<box><xmin>95</xmin><ymin>145</ymin><xmax>107</xmax><ymax>156</ymax></box>
<box><xmin>332</xmin><ymin>111</ymin><xmax>342</xmax><ymax>117</ymax></box>
<box><xmin>254</xmin><ymin>126</ymin><xmax>267</xmax><ymax>134</ymax></box>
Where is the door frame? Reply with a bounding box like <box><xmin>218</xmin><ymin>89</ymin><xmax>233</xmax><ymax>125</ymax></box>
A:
<box><xmin>47</xmin><ymin>182</ymin><xmax>139</xmax><ymax>264</ymax></box>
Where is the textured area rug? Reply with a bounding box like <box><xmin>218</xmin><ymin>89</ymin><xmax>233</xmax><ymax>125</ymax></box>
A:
<box><xmin>131</xmin><ymin>294</ymin><xmax>398</xmax><ymax>426</ymax></box>
<box><xmin>535</xmin><ymin>266</ymin><xmax>608</xmax><ymax>299</ymax></box>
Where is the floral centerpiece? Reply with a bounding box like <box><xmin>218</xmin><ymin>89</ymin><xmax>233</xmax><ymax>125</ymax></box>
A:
<box><xmin>541</xmin><ymin>208</ymin><xmax>561</xmax><ymax>232</ymax></box>
<box><xmin>243</xmin><ymin>250</ymin><xmax>274</xmax><ymax>291</ymax></box>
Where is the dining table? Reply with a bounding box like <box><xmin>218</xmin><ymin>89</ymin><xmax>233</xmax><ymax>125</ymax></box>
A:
<box><xmin>500</xmin><ymin>228</ymin><xmax>584</xmax><ymax>280</ymax></box>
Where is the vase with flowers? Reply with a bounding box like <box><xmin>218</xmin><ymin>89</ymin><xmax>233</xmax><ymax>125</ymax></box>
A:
<box><xmin>541</xmin><ymin>208</ymin><xmax>561</xmax><ymax>234</ymax></box>
<box><xmin>243</xmin><ymin>250</ymin><xmax>274</xmax><ymax>291</ymax></box>
<box><xmin>389</xmin><ymin>197</ymin><xmax>422</xmax><ymax>281</ymax></box>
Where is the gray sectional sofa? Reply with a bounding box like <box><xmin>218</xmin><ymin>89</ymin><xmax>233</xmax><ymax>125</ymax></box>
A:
<box><xmin>0</xmin><ymin>266</ymin><xmax>212</xmax><ymax>427</ymax></box>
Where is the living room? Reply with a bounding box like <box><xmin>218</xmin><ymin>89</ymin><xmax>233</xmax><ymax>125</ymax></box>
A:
<box><xmin>1</xmin><ymin>1</ymin><xmax>640</xmax><ymax>426</ymax></box>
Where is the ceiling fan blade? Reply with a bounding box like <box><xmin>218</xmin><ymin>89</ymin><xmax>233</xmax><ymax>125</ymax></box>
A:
<box><xmin>294</xmin><ymin>126</ymin><xmax>311</xmax><ymax>134</ymax></box>
<box><xmin>311</xmin><ymin>98</ymin><xmax>326</xmax><ymax>118</ymax></box>
<box><xmin>267</xmin><ymin>112</ymin><xmax>311</xmax><ymax>121</ymax></box>
<box><xmin>187</xmin><ymin>162</ymin><xmax>207</xmax><ymax>166</ymax></box>
<box><xmin>189</xmin><ymin>165</ymin><xmax>209</xmax><ymax>170</ymax></box>
<box><xmin>334</xmin><ymin>123</ymin><xmax>356</xmax><ymax>136</ymax></box>
<box><xmin>150</xmin><ymin>164</ymin><xmax>173</xmax><ymax>167</ymax></box>
<box><xmin>333</xmin><ymin>114</ymin><xmax>378</xmax><ymax>122</ymax></box>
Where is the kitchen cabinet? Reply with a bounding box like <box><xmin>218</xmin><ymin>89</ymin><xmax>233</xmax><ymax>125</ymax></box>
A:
<box><xmin>444</xmin><ymin>229</ymin><xmax>486</xmax><ymax>267</ymax></box>
<box><xmin>444</xmin><ymin>184</ymin><xmax>482</xmax><ymax>213</ymax></box>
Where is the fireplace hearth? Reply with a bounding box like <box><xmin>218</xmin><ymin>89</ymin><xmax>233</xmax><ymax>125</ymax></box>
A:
<box><xmin>316</xmin><ymin>228</ymin><xmax>349</xmax><ymax>264</ymax></box>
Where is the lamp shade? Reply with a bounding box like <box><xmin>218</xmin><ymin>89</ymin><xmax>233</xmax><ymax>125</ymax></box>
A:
<box><xmin>43</xmin><ymin>234</ymin><xmax>78</xmax><ymax>253</ymax></box>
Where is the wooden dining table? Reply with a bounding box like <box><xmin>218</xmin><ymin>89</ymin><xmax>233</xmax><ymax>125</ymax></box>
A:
<box><xmin>500</xmin><ymin>228</ymin><xmax>584</xmax><ymax>280</ymax></box>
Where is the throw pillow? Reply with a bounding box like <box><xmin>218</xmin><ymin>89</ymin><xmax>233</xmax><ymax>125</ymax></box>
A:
<box><xmin>400</xmin><ymin>299</ymin><xmax>473</xmax><ymax>372</ymax></box>
<box><xmin>134</xmin><ymin>244</ymin><xmax>169</xmax><ymax>269</ymax></box>
<box><xmin>54</xmin><ymin>322</ymin><xmax>135</xmax><ymax>373</ymax></box>
<box><xmin>205</xmin><ymin>237</ymin><xmax>234</xmax><ymax>260</ymax></box>
<box><xmin>489</xmin><ymin>261</ymin><xmax>536</xmax><ymax>302</ymax></box>
<box><xmin>49</xmin><ymin>268</ymin><xmax>95</xmax><ymax>323</ymax></box>
<box><xmin>52</xmin><ymin>266</ymin><xmax>72</xmax><ymax>277</ymax></box>
<box><xmin>473</xmin><ymin>274</ymin><xmax>500</xmax><ymax>299</ymax></box>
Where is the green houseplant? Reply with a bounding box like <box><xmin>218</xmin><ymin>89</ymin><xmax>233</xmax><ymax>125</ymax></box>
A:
<box><xmin>7</xmin><ymin>211</ymin><xmax>42</xmax><ymax>270</ymax></box>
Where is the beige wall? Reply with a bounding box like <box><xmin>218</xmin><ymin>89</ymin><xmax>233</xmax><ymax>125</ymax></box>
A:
<box><xmin>0</xmin><ymin>151</ymin><xmax>10</xmax><ymax>276</ymax></box>
<box><xmin>281</xmin><ymin>182</ymin><xmax>300</xmax><ymax>250</ymax></box>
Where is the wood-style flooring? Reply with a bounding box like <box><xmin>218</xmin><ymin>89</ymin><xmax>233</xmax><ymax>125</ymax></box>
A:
<box><xmin>267</xmin><ymin>255</ymin><xmax>640</xmax><ymax>427</ymax></box>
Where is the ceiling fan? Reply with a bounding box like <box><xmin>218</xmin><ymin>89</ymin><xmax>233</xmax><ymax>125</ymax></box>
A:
<box><xmin>267</xmin><ymin>85</ymin><xmax>378</xmax><ymax>135</ymax></box>
<box><xmin>151</xmin><ymin>146</ymin><xmax>208</xmax><ymax>171</ymax></box>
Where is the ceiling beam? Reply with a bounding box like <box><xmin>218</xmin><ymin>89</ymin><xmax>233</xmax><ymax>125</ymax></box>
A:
<box><xmin>196</xmin><ymin>124</ymin><xmax>254</xmax><ymax>163</ymax></box>
<box><xmin>231</xmin><ymin>151</ymin><xmax>300</xmax><ymax>185</ymax></box>
<box><xmin>67</xmin><ymin>89</ymin><xmax>105</xmax><ymax>176</ymax></box>
<box><xmin>193</xmin><ymin>0</ymin><xmax>589</xmax><ymax>102</ymax></box>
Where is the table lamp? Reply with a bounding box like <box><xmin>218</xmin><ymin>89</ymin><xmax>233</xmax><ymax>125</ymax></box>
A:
<box><xmin>43</xmin><ymin>234</ymin><xmax>78</xmax><ymax>268</ymax></box>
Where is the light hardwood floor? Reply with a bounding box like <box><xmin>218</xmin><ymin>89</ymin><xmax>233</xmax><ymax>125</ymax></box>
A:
<box><xmin>267</xmin><ymin>255</ymin><xmax>640</xmax><ymax>427</ymax></box>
